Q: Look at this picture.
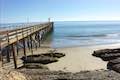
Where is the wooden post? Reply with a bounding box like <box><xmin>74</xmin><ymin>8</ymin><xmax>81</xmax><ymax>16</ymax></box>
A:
<box><xmin>6</xmin><ymin>31</ymin><xmax>10</xmax><ymax>62</ymax></box>
<box><xmin>30</xmin><ymin>35</ymin><xmax>33</xmax><ymax>55</ymax></box>
<box><xmin>34</xmin><ymin>32</ymin><xmax>38</xmax><ymax>50</ymax></box>
<box><xmin>15</xmin><ymin>30</ymin><xmax>19</xmax><ymax>55</ymax></box>
<box><xmin>51</xmin><ymin>22</ymin><xmax>54</xmax><ymax>31</ymax></box>
<box><xmin>37</xmin><ymin>25</ymin><xmax>41</xmax><ymax>47</ymax></box>
<box><xmin>11</xmin><ymin>44</ymin><xmax>17</xmax><ymax>69</ymax></box>
<box><xmin>30</xmin><ymin>27</ymin><xmax>33</xmax><ymax>55</ymax></box>
<box><xmin>0</xmin><ymin>40</ymin><xmax>3</xmax><ymax>67</ymax></box>
<box><xmin>22</xmin><ymin>28</ymin><xmax>26</xmax><ymax>57</ymax></box>
<box><xmin>23</xmin><ymin>38</ymin><xmax>26</xmax><ymax>56</ymax></box>
<box><xmin>27</xmin><ymin>28</ymin><xmax>30</xmax><ymax>50</ymax></box>
<box><xmin>38</xmin><ymin>31</ymin><xmax>41</xmax><ymax>47</ymax></box>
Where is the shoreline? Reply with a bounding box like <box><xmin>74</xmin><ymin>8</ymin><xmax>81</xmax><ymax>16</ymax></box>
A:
<box><xmin>47</xmin><ymin>43</ymin><xmax>120</xmax><ymax>72</ymax></box>
<box><xmin>52</xmin><ymin>43</ymin><xmax>120</xmax><ymax>49</ymax></box>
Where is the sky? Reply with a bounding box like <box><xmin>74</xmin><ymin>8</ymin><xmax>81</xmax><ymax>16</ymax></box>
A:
<box><xmin>0</xmin><ymin>0</ymin><xmax>120</xmax><ymax>23</ymax></box>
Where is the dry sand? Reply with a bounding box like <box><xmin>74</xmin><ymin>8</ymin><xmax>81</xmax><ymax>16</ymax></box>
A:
<box><xmin>47</xmin><ymin>43</ymin><xmax>120</xmax><ymax>72</ymax></box>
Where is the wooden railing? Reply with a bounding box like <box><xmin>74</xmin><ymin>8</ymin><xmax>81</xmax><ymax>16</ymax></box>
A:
<box><xmin>0</xmin><ymin>22</ymin><xmax>52</xmax><ymax>48</ymax></box>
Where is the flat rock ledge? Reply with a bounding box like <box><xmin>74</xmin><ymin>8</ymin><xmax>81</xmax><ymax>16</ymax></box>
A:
<box><xmin>18</xmin><ymin>69</ymin><xmax>120</xmax><ymax>80</ymax></box>
<box><xmin>1</xmin><ymin>68</ymin><xmax>120</xmax><ymax>80</ymax></box>
<box><xmin>21</xmin><ymin>52</ymin><xmax>65</xmax><ymax>69</ymax></box>
<box><xmin>92</xmin><ymin>48</ymin><xmax>120</xmax><ymax>73</ymax></box>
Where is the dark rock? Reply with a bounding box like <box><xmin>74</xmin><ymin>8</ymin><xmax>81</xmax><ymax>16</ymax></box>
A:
<box><xmin>42</xmin><ymin>53</ymin><xmax>65</xmax><ymax>58</ymax></box>
<box><xmin>100</xmin><ymin>53</ymin><xmax>120</xmax><ymax>61</ymax></box>
<box><xmin>92</xmin><ymin>48</ymin><xmax>120</xmax><ymax>61</ymax></box>
<box><xmin>92</xmin><ymin>49</ymin><xmax>109</xmax><ymax>57</ymax></box>
<box><xmin>107</xmin><ymin>58</ymin><xmax>120</xmax><ymax>70</ymax></box>
<box><xmin>109</xmin><ymin>58</ymin><xmax>120</xmax><ymax>65</ymax></box>
<box><xmin>93</xmin><ymin>48</ymin><xmax>120</xmax><ymax>73</ymax></box>
<box><xmin>21</xmin><ymin>55</ymin><xmax>58</xmax><ymax>64</ymax></box>
<box><xmin>21</xmin><ymin>52</ymin><xmax>65</xmax><ymax>69</ymax></box>
<box><xmin>92</xmin><ymin>48</ymin><xmax>120</xmax><ymax>57</ymax></box>
<box><xmin>24</xmin><ymin>63</ymin><xmax>49</xmax><ymax>69</ymax></box>
<box><xmin>107</xmin><ymin>63</ymin><xmax>120</xmax><ymax>73</ymax></box>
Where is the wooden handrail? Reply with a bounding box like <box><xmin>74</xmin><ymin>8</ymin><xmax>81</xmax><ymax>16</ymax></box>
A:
<box><xmin>0</xmin><ymin>22</ymin><xmax>49</xmax><ymax>35</ymax></box>
<box><xmin>0</xmin><ymin>22</ymin><xmax>50</xmax><ymax>48</ymax></box>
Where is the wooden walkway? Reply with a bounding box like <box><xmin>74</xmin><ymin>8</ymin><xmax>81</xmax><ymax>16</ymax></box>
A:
<box><xmin>0</xmin><ymin>22</ymin><xmax>54</xmax><ymax>68</ymax></box>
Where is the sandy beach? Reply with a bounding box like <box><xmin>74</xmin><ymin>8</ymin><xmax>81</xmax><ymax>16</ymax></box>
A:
<box><xmin>46</xmin><ymin>43</ymin><xmax>120</xmax><ymax>72</ymax></box>
<box><xmin>1</xmin><ymin>43</ymin><xmax>120</xmax><ymax>80</ymax></box>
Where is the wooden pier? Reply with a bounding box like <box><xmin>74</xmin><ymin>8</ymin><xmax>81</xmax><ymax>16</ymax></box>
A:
<box><xmin>0</xmin><ymin>22</ymin><xmax>54</xmax><ymax>69</ymax></box>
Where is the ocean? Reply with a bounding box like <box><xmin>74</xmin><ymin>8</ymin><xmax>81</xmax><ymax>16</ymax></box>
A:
<box><xmin>1</xmin><ymin>21</ymin><xmax>120</xmax><ymax>48</ymax></box>
<box><xmin>51</xmin><ymin>21</ymin><xmax>120</xmax><ymax>48</ymax></box>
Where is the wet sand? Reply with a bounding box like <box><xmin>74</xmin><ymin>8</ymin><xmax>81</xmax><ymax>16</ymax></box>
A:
<box><xmin>47</xmin><ymin>43</ymin><xmax>120</xmax><ymax>72</ymax></box>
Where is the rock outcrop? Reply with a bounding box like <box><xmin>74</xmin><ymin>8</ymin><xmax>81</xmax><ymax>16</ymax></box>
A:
<box><xmin>21</xmin><ymin>53</ymin><xmax>65</xmax><ymax>68</ymax></box>
<box><xmin>92</xmin><ymin>48</ymin><xmax>120</xmax><ymax>73</ymax></box>
<box><xmin>18</xmin><ymin>69</ymin><xmax>120</xmax><ymax>80</ymax></box>
<box><xmin>93</xmin><ymin>48</ymin><xmax>120</xmax><ymax>61</ymax></box>
<box><xmin>21</xmin><ymin>55</ymin><xmax>58</xmax><ymax>64</ymax></box>
<box><xmin>42</xmin><ymin>52</ymin><xmax>65</xmax><ymax>58</ymax></box>
<box><xmin>93</xmin><ymin>48</ymin><xmax>120</xmax><ymax>56</ymax></box>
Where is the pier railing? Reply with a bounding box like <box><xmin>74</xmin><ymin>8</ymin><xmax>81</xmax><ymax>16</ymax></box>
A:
<box><xmin>0</xmin><ymin>22</ymin><xmax>52</xmax><ymax>48</ymax></box>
